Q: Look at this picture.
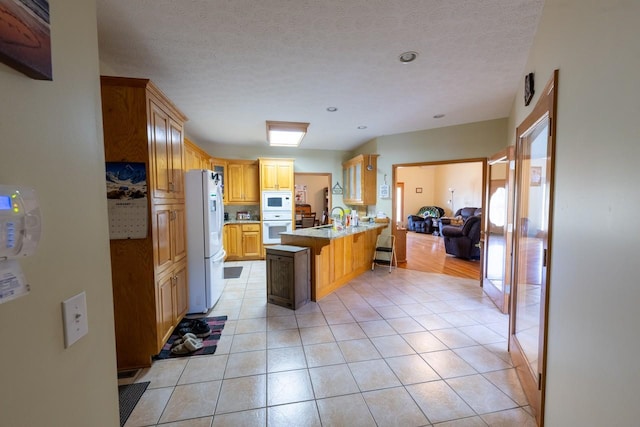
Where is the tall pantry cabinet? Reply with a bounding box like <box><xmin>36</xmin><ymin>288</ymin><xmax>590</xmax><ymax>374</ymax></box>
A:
<box><xmin>101</xmin><ymin>76</ymin><xmax>189</xmax><ymax>371</ymax></box>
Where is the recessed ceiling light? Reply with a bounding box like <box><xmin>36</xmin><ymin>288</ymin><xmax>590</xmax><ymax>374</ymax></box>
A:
<box><xmin>399</xmin><ymin>51</ymin><xmax>418</xmax><ymax>64</ymax></box>
<box><xmin>357</xmin><ymin>126</ymin><xmax>367</xmax><ymax>129</ymax></box>
<box><xmin>433</xmin><ymin>114</ymin><xmax>445</xmax><ymax>119</ymax></box>
<box><xmin>326</xmin><ymin>107</ymin><xmax>338</xmax><ymax>112</ymax></box>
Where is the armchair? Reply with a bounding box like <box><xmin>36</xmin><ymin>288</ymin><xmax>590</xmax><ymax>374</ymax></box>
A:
<box><xmin>407</xmin><ymin>206</ymin><xmax>445</xmax><ymax>234</ymax></box>
<box><xmin>454</xmin><ymin>207</ymin><xmax>482</xmax><ymax>220</ymax></box>
<box><xmin>441</xmin><ymin>214</ymin><xmax>482</xmax><ymax>260</ymax></box>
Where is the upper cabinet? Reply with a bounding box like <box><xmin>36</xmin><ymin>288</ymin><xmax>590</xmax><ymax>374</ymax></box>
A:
<box><xmin>342</xmin><ymin>154</ymin><xmax>379</xmax><ymax>205</ymax></box>
<box><xmin>259</xmin><ymin>158</ymin><xmax>294</xmax><ymax>191</ymax></box>
<box><xmin>210</xmin><ymin>157</ymin><xmax>227</xmax><ymax>204</ymax></box>
<box><xmin>184</xmin><ymin>137</ymin><xmax>211</xmax><ymax>171</ymax></box>
<box><xmin>147</xmin><ymin>95</ymin><xmax>187</xmax><ymax>201</ymax></box>
<box><xmin>227</xmin><ymin>160</ymin><xmax>259</xmax><ymax>204</ymax></box>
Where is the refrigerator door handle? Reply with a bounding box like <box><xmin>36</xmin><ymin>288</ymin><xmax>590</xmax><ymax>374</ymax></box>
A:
<box><xmin>213</xmin><ymin>249</ymin><xmax>226</xmax><ymax>262</ymax></box>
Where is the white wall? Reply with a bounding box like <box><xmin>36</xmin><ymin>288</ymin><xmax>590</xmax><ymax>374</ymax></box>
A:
<box><xmin>434</xmin><ymin>163</ymin><xmax>483</xmax><ymax>216</ymax></box>
<box><xmin>509</xmin><ymin>1</ymin><xmax>640</xmax><ymax>424</ymax></box>
<box><xmin>0</xmin><ymin>1</ymin><xmax>119</xmax><ymax>426</ymax></box>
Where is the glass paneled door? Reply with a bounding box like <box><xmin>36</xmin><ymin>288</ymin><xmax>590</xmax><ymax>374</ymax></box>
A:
<box><xmin>482</xmin><ymin>147</ymin><xmax>514</xmax><ymax>314</ymax></box>
<box><xmin>510</xmin><ymin>70</ymin><xmax>558</xmax><ymax>426</ymax></box>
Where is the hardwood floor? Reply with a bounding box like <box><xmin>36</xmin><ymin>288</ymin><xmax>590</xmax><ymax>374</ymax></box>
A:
<box><xmin>400</xmin><ymin>231</ymin><xmax>481</xmax><ymax>280</ymax></box>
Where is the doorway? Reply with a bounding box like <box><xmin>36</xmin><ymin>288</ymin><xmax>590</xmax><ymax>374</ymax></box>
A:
<box><xmin>392</xmin><ymin>159</ymin><xmax>486</xmax><ymax>280</ymax></box>
<box><xmin>294</xmin><ymin>173</ymin><xmax>331</xmax><ymax>223</ymax></box>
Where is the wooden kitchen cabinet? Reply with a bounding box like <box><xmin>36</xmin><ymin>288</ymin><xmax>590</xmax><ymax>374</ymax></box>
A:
<box><xmin>184</xmin><ymin>137</ymin><xmax>211</xmax><ymax>171</ymax></box>
<box><xmin>259</xmin><ymin>158</ymin><xmax>294</xmax><ymax>191</ymax></box>
<box><xmin>227</xmin><ymin>160</ymin><xmax>259</xmax><ymax>204</ymax></box>
<box><xmin>156</xmin><ymin>261</ymin><xmax>188</xmax><ymax>349</ymax></box>
<box><xmin>149</xmin><ymin>98</ymin><xmax>185</xmax><ymax>201</ymax></box>
<box><xmin>100</xmin><ymin>76</ymin><xmax>189</xmax><ymax>371</ymax></box>
<box><xmin>342</xmin><ymin>154</ymin><xmax>379</xmax><ymax>205</ymax></box>
<box><xmin>241</xmin><ymin>223</ymin><xmax>262</xmax><ymax>258</ymax></box>
<box><xmin>224</xmin><ymin>224</ymin><xmax>241</xmax><ymax>259</ymax></box>
<box><xmin>224</xmin><ymin>223</ymin><xmax>262</xmax><ymax>260</ymax></box>
<box><xmin>210</xmin><ymin>157</ymin><xmax>227</xmax><ymax>204</ymax></box>
<box><xmin>153</xmin><ymin>204</ymin><xmax>187</xmax><ymax>274</ymax></box>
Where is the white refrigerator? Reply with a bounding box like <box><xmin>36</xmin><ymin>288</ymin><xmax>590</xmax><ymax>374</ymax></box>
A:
<box><xmin>185</xmin><ymin>170</ymin><xmax>226</xmax><ymax>313</ymax></box>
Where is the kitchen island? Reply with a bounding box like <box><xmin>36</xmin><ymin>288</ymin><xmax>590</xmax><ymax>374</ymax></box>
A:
<box><xmin>280</xmin><ymin>222</ymin><xmax>388</xmax><ymax>301</ymax></box>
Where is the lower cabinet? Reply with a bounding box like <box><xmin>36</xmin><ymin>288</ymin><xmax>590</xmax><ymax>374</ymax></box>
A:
<box><xmin>224</xmin><ymin>223</ymin><xmax>263</xmax><ymax>260</ymax></box>
<box><xmin>266</xmin><ymin>245</ymin><xmax>310</xmax><ymax>309</ymax></box>
<box><xmin>156</xmin><ymin>261</ymin><xmax>188</xmax><ymax>351</ymax></box>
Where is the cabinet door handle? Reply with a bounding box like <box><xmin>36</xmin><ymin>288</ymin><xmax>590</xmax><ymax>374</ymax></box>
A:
<box><xmin>169</xmin><ymin>181</ymin><xmax>175</xmax><ymax>192</ymax></box>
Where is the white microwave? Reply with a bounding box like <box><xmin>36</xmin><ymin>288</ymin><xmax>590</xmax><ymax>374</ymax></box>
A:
<box><xmin>262</xmin><ymin>191</ymin><xmax>292</xmax><ymax>212</ymax></box>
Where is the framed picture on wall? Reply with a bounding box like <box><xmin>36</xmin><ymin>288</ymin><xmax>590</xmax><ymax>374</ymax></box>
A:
<box><xmin>0</xmin><ymin>0</ymin><xmax>53</xmax><ymax>80</ymax></box>
<box><xmin>530</xmin><ymin>166</ymin><xmax>542</xmax><ymax>186</ymax></box>
<box><xmin>415</xmin><ymin>187</ymin><xmax>423</xmax><ymax>193</ymax></box>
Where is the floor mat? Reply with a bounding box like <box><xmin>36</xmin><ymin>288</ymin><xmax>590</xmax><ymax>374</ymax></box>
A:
<box><xmin>153</xmin><ymin>316</ymin><xmax>227</xmax><ymax>360</ymax></box>
<box><xmin>118</xmin><ymin>381</ymin><xmax>149</xmax><ymax>427</ymax></box>
<box><xmin>224</xmin><ymin>266</ymin><xmax>243</xmax><ymax>279</ymax></box>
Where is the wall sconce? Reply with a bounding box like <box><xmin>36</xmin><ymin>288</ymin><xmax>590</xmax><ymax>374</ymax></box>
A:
<box><xmin>266</xmin><ymin>121</ymin><xmax>309</xmax><ymax>147</ymax></box>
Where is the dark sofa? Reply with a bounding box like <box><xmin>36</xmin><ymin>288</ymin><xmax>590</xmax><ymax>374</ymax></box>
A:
<box><xmin>407</xmin><ymin>206</ymin><xmax>445</xmax><ymax>234</ymax></box>
<box><xmin>441</xmin><ymin>210</ymin><xmax>482</xmax><ymax>260</ymax></box>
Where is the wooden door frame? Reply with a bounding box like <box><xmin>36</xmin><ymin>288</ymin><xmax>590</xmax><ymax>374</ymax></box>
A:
<box><xmin>391</xmin><ymin>157</ymin><xmax>487</xmax><ymax>281</ymax></box>
<box><xmin>509</xmin><ymin>69</ymin><xmax>559</xmax><ymax>427</ymax></box>
<box><xmin>482</xmin><ymin>146</ymin><xmax>515</xmax><ymax>314</ymax></box>
<box><xmin>294</xmin><ymin>172</ymin><xmax>332</xmax><ymax>213</ymax></box>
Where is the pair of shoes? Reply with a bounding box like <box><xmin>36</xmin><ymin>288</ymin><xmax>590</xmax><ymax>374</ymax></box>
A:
<box><xmin>179</xmin><ymin>319</ymin><xmax>211</xmax><ymax>338</ymax></box>
<box><xmin>170</xmin><ymin>333</ymin><xmax>200</xmax><ymax>349</ymax></box>
<box><xmin>170</xmin><ymin>336</ymin><xmax>203</xmax><ymax>355</ymax></box>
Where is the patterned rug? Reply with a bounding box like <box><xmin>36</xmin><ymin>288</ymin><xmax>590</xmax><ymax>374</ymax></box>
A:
<box><xmin>118</xmin><ymin>381</ymin><xmax>149</xmax><ymax>426</ymax></box>
<box><xmin>153</xmin><ymin>316</ymin><xmax>227</xmax><ymax>360</ymax></box>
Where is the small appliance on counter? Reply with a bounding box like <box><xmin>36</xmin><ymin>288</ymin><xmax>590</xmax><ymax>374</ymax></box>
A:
<box><xmin>224</xmin><ymin>212</ymin><xmax>229</xmax><ymax>221</ymax></box>
<box><xmin>237</xmin><ymin>211</ymin><xmax>251</xmax><ymax>220</ymax></box>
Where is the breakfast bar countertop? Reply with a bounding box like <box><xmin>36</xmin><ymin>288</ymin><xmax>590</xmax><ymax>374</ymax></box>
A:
<box><xmin>280</xmin><ymin>222</ymin><xmax>388</xmax><ymax>240</ymax></box>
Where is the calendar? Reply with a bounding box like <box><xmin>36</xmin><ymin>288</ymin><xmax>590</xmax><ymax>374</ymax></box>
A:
<box><xmin>108</xmin><ymin>199</ymin><xmax>148</xmax><ymax>239</ymax></box>
<box><xmin>106</xmin><ymin>162</ymin><xmax>148</xmax><ymax>239</ymax></box>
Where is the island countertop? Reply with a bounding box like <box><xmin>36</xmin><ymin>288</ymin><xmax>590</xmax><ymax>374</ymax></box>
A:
<box><xmin>280</xmin><ymin>222</ymin><xmax>388</xmax><ymax>240</ymax></box>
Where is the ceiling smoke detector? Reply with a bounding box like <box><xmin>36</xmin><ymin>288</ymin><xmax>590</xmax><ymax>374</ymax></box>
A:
<box><xmin>399</xmin><ymin>51</ymin><xmax>418</xmax><ymax>64</ymax></box>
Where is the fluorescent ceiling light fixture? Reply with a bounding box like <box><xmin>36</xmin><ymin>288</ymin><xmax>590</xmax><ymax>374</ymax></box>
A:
<box><xmin>266</xmin><ymin>121</ymin><xmax>309</xmax><ymax>147</ymax></box>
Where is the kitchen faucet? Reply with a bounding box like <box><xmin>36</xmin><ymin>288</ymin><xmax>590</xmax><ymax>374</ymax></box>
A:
<box><xmin>330</xmin><ymin>206</ymin><xmax>345</xmax><ymax>221</ymax></box>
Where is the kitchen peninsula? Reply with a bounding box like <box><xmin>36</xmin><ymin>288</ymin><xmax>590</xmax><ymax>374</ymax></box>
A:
<box><xmin>280</xmin><ymin>222</ymin><xmax>388</xmax><ymax>300</ymax></box>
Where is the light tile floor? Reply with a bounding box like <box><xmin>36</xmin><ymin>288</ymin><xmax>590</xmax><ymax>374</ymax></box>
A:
<box><xmin>121</xmin><ymin>261</ymin><xmax>536</xmax><ymax>426</ymax></box>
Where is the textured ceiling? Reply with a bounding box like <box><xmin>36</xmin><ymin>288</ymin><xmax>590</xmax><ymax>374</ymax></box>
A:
<box><xmin>96</xmin><ymin>0</ymin><xmax>544</xmax><ymax>151</ymax></box>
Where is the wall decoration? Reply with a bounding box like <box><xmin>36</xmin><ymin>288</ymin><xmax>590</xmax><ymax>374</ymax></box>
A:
<box><xmin>415</xmin><ymin>187</ymin><xmax>423</xmax><ymax>193</ymax></box>
<box><xmin>106</xmin><ymin>162</ymin><xmax>148</xmax><ymax>239</ymax></box>
<box><xmin>0</xmin><ymin>0</ymin><xmax>52</xmax><ymax>80</ymax></box>
<box><xmin>294</xmin><ymin>184</ymin><xmax>307</xmax><ymax>203</ymax></box>
<box><xmin>530</xmin><ymin>166</ymin><xmax>542</xmax><ymax>187</ymax></box>
<box><xmin>332</xmin><ymin>182</ymin><xmax>343</xmax><ymax>195</ymax></box>
<box><xmin>379</xmin><ymin>184</ymin><xmax>390</xmax><ymax>199</ymax></box>
<box><xmin>524</xmin><ymin>72</ymin><xmax>535</xmax><ymax>106</ymax></box>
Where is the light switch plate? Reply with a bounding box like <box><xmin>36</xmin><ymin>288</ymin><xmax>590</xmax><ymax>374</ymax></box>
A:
<box><xmin>62</xmin><ymin>291</ymin><xmax>88</xmax><ymax>348</ymax></box>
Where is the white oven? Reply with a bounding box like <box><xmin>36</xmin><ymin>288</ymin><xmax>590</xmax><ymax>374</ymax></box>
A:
<box><xmin>262</xmin><ymin>191</ymin><xmax>293</xmax><ymax>212</ymax></box>
<box><xmin>262</xmin><ymin>212</ymin><xmax>293</xmax><ymax>244</ymax></box>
